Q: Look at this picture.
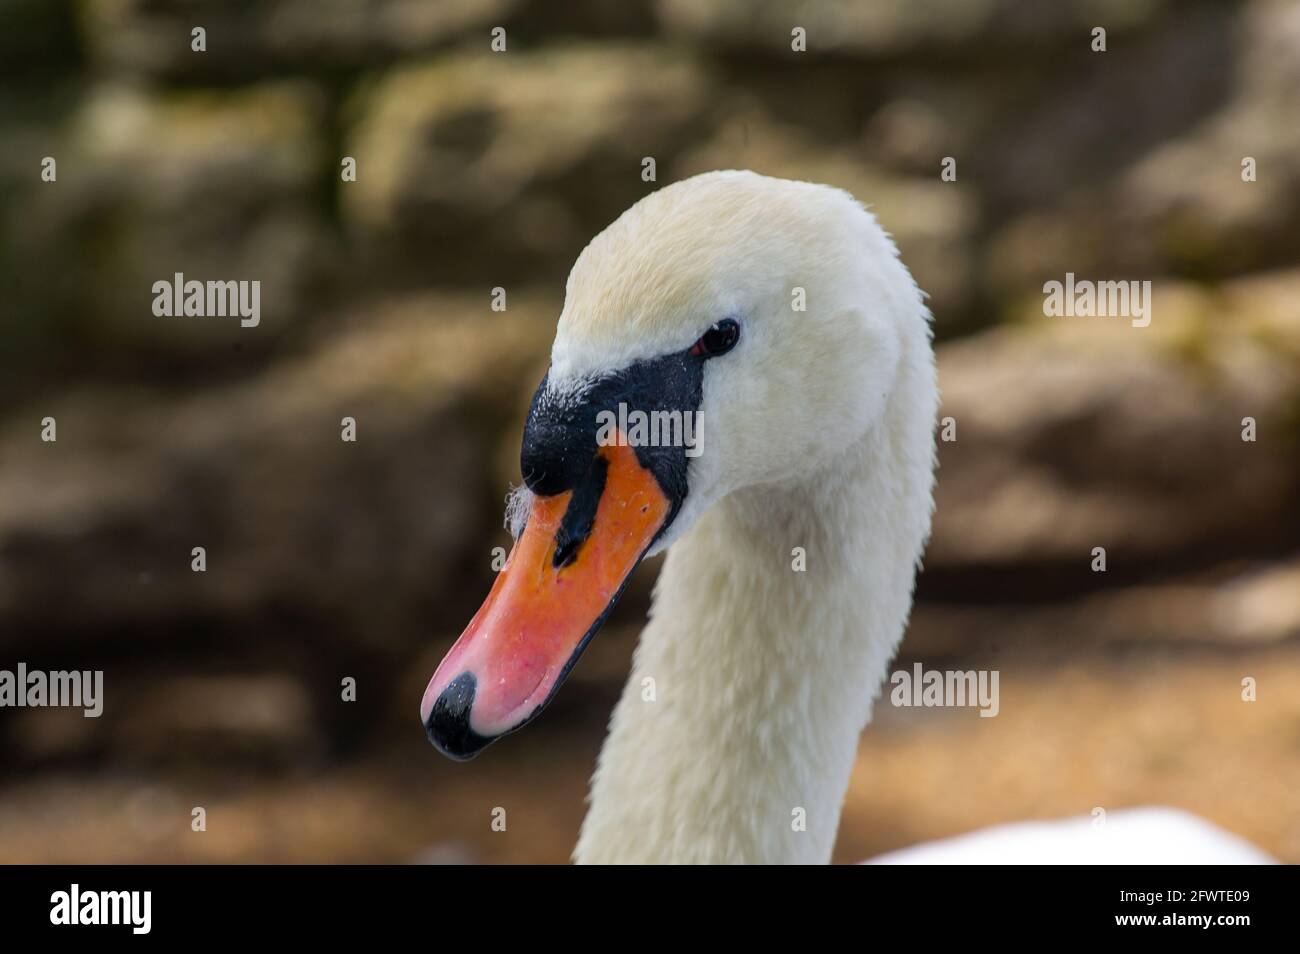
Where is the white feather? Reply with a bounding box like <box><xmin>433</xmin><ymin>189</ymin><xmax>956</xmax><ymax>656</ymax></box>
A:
<box><xmin>504</xmin><ymin>483</ymin><xmax>534</xmax><ymax>540</ymax></box>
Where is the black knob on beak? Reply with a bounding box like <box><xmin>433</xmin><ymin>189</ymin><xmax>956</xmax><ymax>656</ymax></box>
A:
<box><xmin>521</xmin><ymin>375</ymin><xmax>598</xmax><ymax>496</ymax></box>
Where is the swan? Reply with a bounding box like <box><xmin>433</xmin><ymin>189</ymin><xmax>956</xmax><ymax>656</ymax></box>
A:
<box><xmin>418</xmin><ymin>170</ymin><xmax>1269</xmax><ymax>865</ymax></box>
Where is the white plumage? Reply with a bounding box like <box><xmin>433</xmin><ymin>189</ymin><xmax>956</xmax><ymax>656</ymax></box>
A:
<box><xmin>523</xmin><ymin>170</ymin><xmax>1268</xmax><ymax>865</ymax></box>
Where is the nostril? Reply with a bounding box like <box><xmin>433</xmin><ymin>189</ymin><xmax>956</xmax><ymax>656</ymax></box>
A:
<box><xmin>552</xmin><ymin>455</ymin><xmax>609</xmax><ymax>569</ymax></box>
<box><xmin>423</xmin><ymin>672</ymin><xmax>491</xmax><ymax>760</ymax></box>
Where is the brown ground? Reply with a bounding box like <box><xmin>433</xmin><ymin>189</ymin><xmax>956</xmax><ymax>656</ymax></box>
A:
<box><xmin>3</xmin><ymin>630</ymin><xmax>1295</xmax><ymax>864</ymax></box>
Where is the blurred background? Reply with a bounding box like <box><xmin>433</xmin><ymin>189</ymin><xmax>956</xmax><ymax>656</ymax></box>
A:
<box><xmin>1</xmin><ymin>0</ymin><xmax>1298</xmax><ymax>863</ymax></box>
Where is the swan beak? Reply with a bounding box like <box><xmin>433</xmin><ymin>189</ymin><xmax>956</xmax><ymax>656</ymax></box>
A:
<box><xmin>421</xmin><ymin>441</ymin><xmax>671</xmax><ymax>759</ymax></box>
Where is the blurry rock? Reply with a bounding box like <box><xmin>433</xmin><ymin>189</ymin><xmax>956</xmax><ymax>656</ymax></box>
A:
<box><xmin>861</xmin><ymin>96</ymin><xmax>970</xmax><ymax>176</ymax></box>
<box><xmin>513</xmin><ymin>0</ymin><xmax>658</xmax><ymax>37</ymax></box>
<box><xmin>7</xmin><ymin>705</ymin><xmax>100</xmax><ymax>762</ymax></box>
<box><xmin>0</xmin><ymin>293</ymin><xmax>554</xmax><ymax>658</ymax></box>
<box><xmin>1218</xmin><ymin>268</ymin><xmax>1300</xmax><ymax>360</ymax></box>
<box><xmin>1116</xmin><ymin>0</ymin><xmax>1300</xmax><ymax>275</ymax></box>
<box><xmin>81</xmin><ymin>0</ymin><xmax>522</xmax><ymax>80</ymax></box>
<box><xmin>112</xmin><ymin>674</ymin><xmax>319</xmax><ymax>767</ymax></box>
<box><xmin>982</xmin><ymin>3</ymin><xmax>1232</xmax><ymax>208</ymax></box>
<box><xmin>988</xmin><ymin>0</ymin><xmax>1297</xmax><ymax>290</ymax></box>
<box><xmin>412</xmin><ymin>840</ymin><xmax>480</xmax><ymax>864</ymax></box>
<box><xmin>655</xmin><ymin>0</ymin><xmax>1167</xmax><ymax>57</ymax></box>
<box><xmin>9</xmin><ymin>670</ymin><xmax>327</xmax><ymax>772</ymax></box>
<box><xmin>342</xmin><ymin>45</ymin><xmax>710</xmax><ymax>284</ymax></box>
<box><xmin>0</xmin><ymin>0</ymin><xmax>80</xmax><ymax>78</ymax></box>
<box><xmin>123</xmin><ymin>785</ymin><xmax>185</xmax><ymax>844</ymax></box>
<box><xmin>1212</xmin><ymin>558</ymin><xmax>1300</xmax><ymax>644</ymax></box>
<box><xmin>911</xmin><ymin>554</ymin><xmax>1300</xmax><ymax>659</ymax></box>
<box><xmin>3</xmin><ymin>82</ymin><xmax>332</xmax><ymax>384</ymax></box>
<box><xmin>928</xmin><ymin>272</ymin><xmax>1300</xmax><ymax>576</ymax></box>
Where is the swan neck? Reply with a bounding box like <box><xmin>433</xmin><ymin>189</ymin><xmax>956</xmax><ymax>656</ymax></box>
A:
<box><xmin>575</xmin><ymin>305</ymin><xmax>937</xmax><ymax>864</ymax></box>
<box><xmin>576</xmin><ymin>426</ymin><xmax>927</xmax><ymax>863</ymax></box>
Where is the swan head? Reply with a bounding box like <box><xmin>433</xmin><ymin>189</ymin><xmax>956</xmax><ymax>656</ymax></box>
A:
<box><xmin>421</xmin><ymin>170</ymin><xmax>931</xmax><ymax>759</ymax></box>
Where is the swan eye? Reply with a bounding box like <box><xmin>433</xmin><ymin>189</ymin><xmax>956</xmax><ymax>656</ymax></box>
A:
<box><xmin>690</xmin><ymin>318</ymin><xmax>740</xmax><ymax>358</ymax></box>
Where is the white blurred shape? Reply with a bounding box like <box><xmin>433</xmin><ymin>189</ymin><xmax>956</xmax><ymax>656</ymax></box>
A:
<box><xmin>867</xmin><ymin>808</ymin><xmax>1274</xmax><ymax>864</ymax></box>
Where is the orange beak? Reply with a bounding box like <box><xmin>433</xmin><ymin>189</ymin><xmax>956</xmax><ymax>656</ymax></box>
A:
<box><xmin>420</xmin><ymin>441</ymin><xmax>671</xmax><ymax>759</ymax></box>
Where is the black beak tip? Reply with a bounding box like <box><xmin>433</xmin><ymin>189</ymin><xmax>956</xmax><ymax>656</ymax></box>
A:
<box><xmin>423</xmin><ymin>671</ymin><xmax>494</xmax><ymax>761</ymax></box>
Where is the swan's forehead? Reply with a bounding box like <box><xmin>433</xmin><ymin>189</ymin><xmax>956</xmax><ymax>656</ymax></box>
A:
<box><xmin>549</xmin><ymin>172</ymin><xmax>838</xmax><ymax>383</ymax></box>
<box><xmin>551</xmin><ymin>216</ymin><xmax>740</xmax><ymax>380</ymax></box>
